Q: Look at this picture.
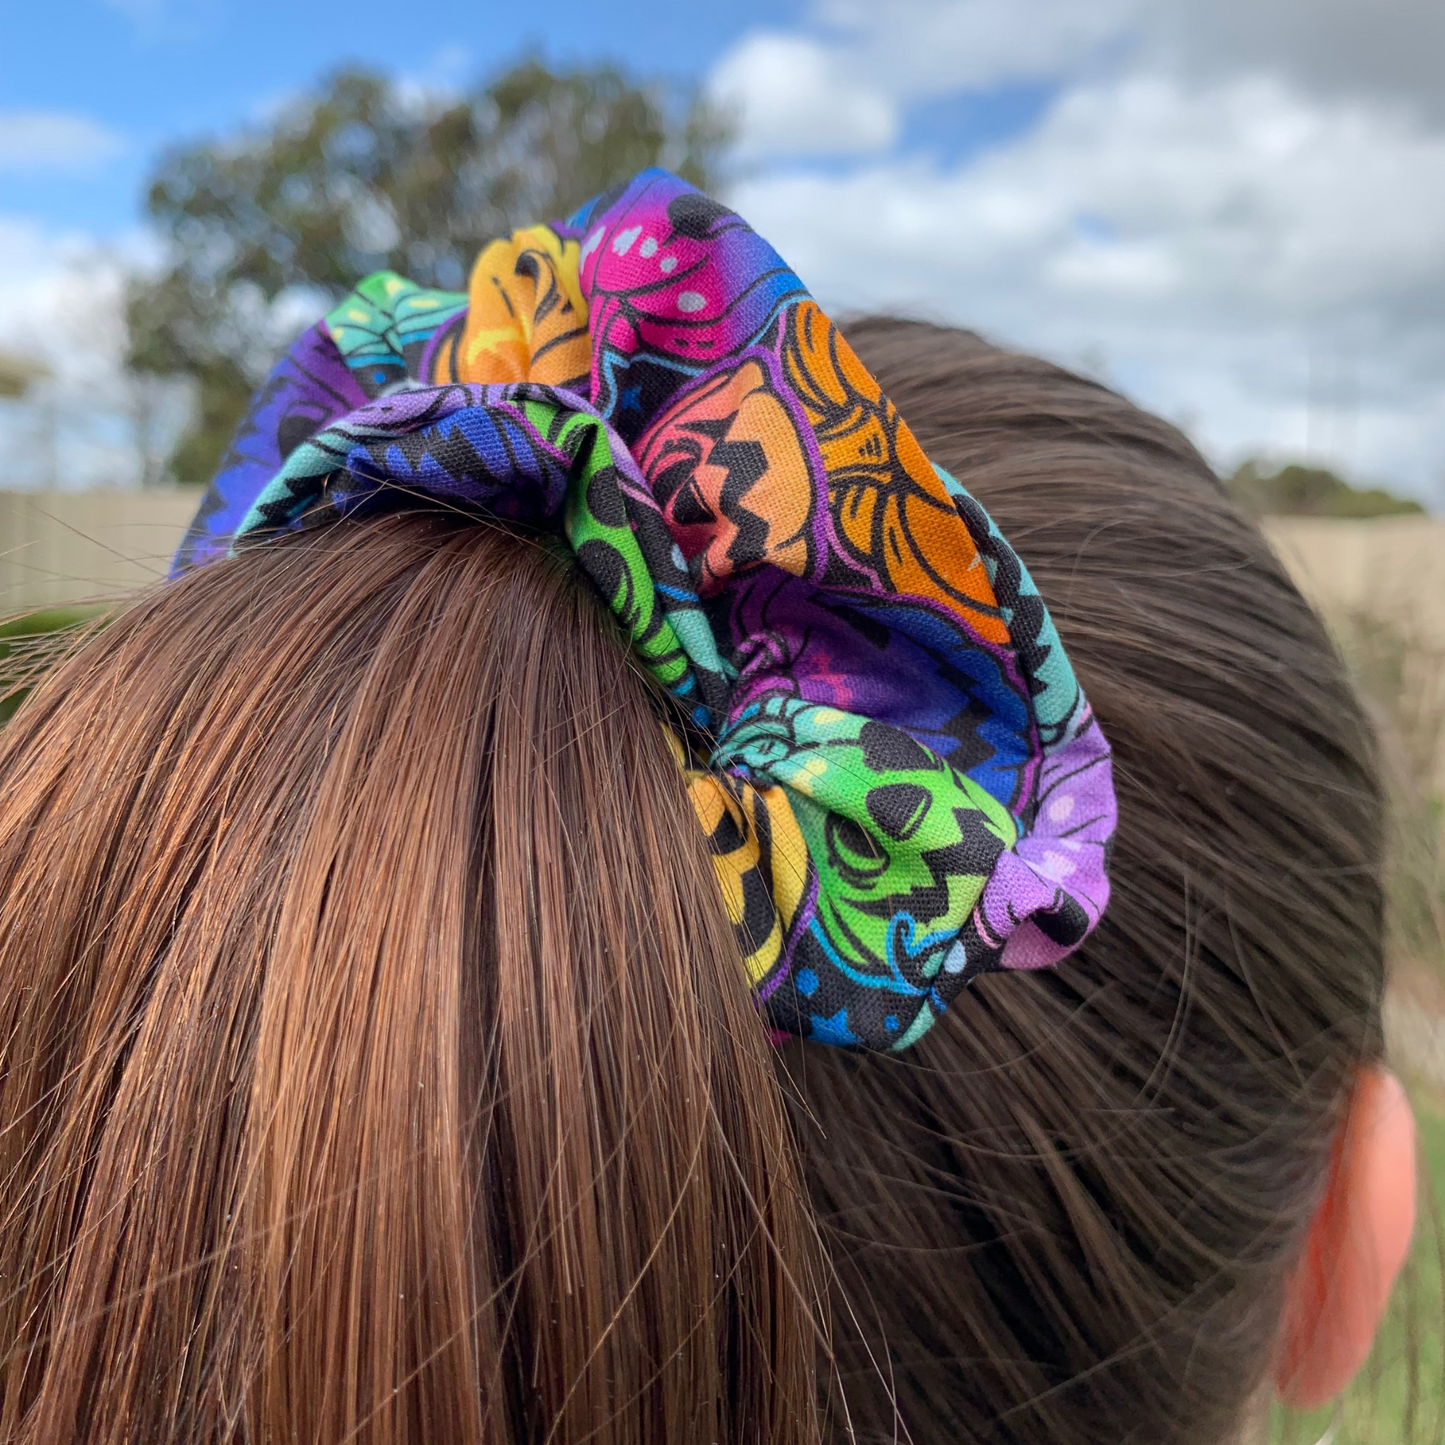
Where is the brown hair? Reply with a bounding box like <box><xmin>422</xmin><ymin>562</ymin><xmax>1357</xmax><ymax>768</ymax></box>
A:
<box><xmin>787</xmin><ymin>318</ymin><xmax>1387</xmax><ymax>1444</ymax></box>
<box><xmin>0</xmin><ymin>518</ymin><xmax>820</xmax><ymax>1444</ymax></box>
<box><xmin>0</xmin><ymin>320</ymin><xmax>1389</xmax><ymax>1445</ymax></box>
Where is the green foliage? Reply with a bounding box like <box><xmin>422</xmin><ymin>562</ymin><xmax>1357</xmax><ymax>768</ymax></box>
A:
<box><xmin>1230</xmin><ymin>460</ymin><xmax>1426</xmax><ymax>519</ymax></box>
<box><xmin>0</xmin><ymin>607</ymin><xmax>110</xmax><ymax>726</ymax></box>
<box><xmin>127</xmin><ymin>59</ymin><xmax>732</xmax><ymax>482</ymax></box>
<box><xmin>0</xmin><ymin>349</ymin><xmax>50</xmax><ymax>400</ymax></box>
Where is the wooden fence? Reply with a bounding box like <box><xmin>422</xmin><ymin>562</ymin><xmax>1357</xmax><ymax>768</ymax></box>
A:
<box><xmin>1</xmin><ymin>489</ymin><xmax>198</xmax><ymax>613</ymax></box>
<box><xmin>3</xmin><ymin>486</ymin><xmax>1442</xmax><ymax>625</ymax></box>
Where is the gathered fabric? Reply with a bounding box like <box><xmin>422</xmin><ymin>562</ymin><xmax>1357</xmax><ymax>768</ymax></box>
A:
<box><xmin>176</xmin><ymin>168</ymin><xmax>1116</xmax><ymax>1051</ymax></box>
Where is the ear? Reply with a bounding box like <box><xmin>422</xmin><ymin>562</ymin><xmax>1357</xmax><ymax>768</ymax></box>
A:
<box><xmin>1274</xmin><ymin>1067</ymin><xmax>1417</xmax><ymax>1410</ymax></box>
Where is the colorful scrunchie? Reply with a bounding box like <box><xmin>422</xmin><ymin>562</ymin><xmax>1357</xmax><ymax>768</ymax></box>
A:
<box><xmin>176</xmin><ymin>168</ymin><xmax>1116</xmax><ymax>1052</ymax></box>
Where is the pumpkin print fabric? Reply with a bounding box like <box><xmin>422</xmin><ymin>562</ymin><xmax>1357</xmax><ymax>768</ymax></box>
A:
<box><xmin>176</xmin><ymin>168</ymin><xmax>1117</xmax><ymax>1052</ymax></box>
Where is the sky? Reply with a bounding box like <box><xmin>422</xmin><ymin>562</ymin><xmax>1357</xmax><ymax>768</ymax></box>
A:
<box><xmin>1</xmin><ymin>0</ymin><xmax>1442</xmax><ymax>502</ymax></box>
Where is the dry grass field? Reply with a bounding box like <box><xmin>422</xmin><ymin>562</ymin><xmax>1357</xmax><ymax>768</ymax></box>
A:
<box><xmin>1266</xmin><ymin>517</ymin><xmax>1445</xmax><ymax>790</ymax></box>
<box><xmin>1262</xmin><ymin>517</ymin><xmax>1445</xmax><ymax>1444</ymax></box>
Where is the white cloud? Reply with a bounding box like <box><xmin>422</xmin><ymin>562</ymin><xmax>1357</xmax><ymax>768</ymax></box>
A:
<box><xmin>707</xmin><ymin>1</ymin><xmax>1143</xmax><ymax>160</ymax></box>
<box><xmin>700</xmin><ymin>0</ymin><xmax>1445</xmax><ymax>501</ymax></box>
<box><xmin>710</xmin><ymin>0</ymin><xmax>1445</xmax><ymax>168</ymax></box>
<box><xmin>0</xmin><ymin>219</ymin><xmax>185</xmax><ymax>490</ymax></box>
<box><xmin>1159</xmin><ymin>0</ymin><xmax>1445</xmax><ymax>123</ymax></box>
<box><xmin>0</xmin><ymin>112</ymin><xmax>124</xmax><ymax>173</ymax></box>
<box><xmin>727</xmin><ymin>67</ymin><xmax>1445</xmax><ymax>499</ymax></box>
<box><xmin>707</xmin><ymin>33</ymin><xmax>899</xmax><ymax>159</ymax></box>
<box><xmin>813</xmin><ymin>0</ymin><xmax>1140</xmax><ymax>95</ymax></box>
<box><xmin>722</xmin><ymin>0</ymin><xmax>1445</xmax><ymax>118</ymax></box>
<box><xmin>7</xmin><ymin>0</ymin><xmax>1442</xmax><ymax>503</ymax></box>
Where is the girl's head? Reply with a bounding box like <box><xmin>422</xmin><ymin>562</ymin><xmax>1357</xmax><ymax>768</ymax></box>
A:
<box><xmin>0</xmin><ymin>320</ymin><xmax>1416</xmax><ymax>1442</ymax></box>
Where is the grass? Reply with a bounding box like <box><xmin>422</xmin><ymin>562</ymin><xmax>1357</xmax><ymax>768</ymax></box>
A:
<box><xmin>1333</xmin><ymin>605</ymin><xmax>1445</xmax><ymax>975</ymax></box>
<box><xmin>0</xmin><ymin>605</ymin><xmax>109</xmax><ymax>724</ymax></box>
<box><xmin>1269</xmin><ymin>1094</ymin><xmax>1445</xmax><ymax>1444</ymax></box>
<box><xmin>1267</xmin><ymin>584</ymin><xmax>1445</xmax><ymax>1445</ymax></box>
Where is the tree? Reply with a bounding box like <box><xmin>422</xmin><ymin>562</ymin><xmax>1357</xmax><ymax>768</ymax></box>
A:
<box><xmin>127</xmin><ymin>60</ymin><xmax>731</xmax><ymax>482</ymax></box>
<box><xmin>0</xmin><ymin>350</ymin><xmax>49</xmax><ymax>400</ymax></box>
<box><xmin>1228</xmin><ymin>460</ymin><xmax>1426</xmax><ymax>519</ymax></box>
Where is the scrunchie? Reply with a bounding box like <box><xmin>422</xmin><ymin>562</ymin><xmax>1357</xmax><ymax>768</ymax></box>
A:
<box><xmin>176</xmin><ymin>168</ymin><xmax>1116</xmax><ymax>1052</ymax></box>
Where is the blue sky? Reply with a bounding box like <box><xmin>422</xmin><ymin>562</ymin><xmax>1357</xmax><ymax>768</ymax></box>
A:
<box><xmin>0</xmin><ymin>0</ymin><xmax>807</xmax><ymax>235</ymax></box>
<box><xmin>0</xmin><ymin>0</ymin><xmax>1065</xmax><ymax>238</ymax></box>
<box><xmin>2</xmin><ymin>0</ymin><xmax>1443</xmax><ymax>502</ymax></box>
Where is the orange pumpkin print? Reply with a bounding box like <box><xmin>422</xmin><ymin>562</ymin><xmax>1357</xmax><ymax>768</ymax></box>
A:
<box><xmin>781</xmin><ymin>302</ymin><xmax>1007</xmax><ymax>642</ymax></box>
<box><xmin>635</xmin><ymin>357</ymin><xmax>817</xmax><ymax>591</ymax></box>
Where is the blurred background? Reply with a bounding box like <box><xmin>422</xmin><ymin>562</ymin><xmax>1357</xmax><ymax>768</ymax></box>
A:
<box><xmin>1</xmin><ymin>1</ymin><xmax>1443</xmax><ymax>1439</ymax></box>
<box><xmin>2</xmin><ymin>0</ymin><xmax>1443</xmax><ymax>505</ymax></box>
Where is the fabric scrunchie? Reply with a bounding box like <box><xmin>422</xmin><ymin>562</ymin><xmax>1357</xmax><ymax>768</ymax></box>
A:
<box><xmin>175</xmin><ymin>168</ymin><xmax>1116</xmax><ymax>1052</ymax></box>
